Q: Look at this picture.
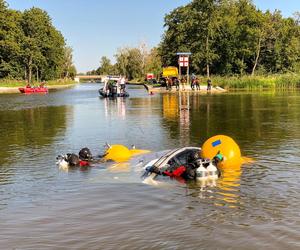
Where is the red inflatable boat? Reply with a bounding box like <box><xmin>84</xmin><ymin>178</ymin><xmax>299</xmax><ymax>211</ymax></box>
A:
<box><xmin>18</xmin><ymin>86</ymin><xmax>48</xmax><ymax>94</ymax></box>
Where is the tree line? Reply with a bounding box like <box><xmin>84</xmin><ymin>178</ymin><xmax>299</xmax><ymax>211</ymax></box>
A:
<box><xmin>87</xmin><ymin>44</ymin><xmax>162</xmax><ymax>80</ymax></box>
<box><xmin>160</xmin><ymin>0</ymin><xmax>300</xmax><ymax>77</ymax></box>
<box><xmin>0</xmin><ymin>0</ymin><xmax>76</xmax><ymax>83</ymax></box>
<box><xmin>90</xmin><ymin>0</ymin><xmax>300</xmax><ymax>79</ymax></box>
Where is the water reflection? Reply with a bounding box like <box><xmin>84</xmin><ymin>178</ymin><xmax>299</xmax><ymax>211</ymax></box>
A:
<box><xmin>1</xmin><ymin>85</ymin><xmax>300</xmax><ymax>249</ymax></box>
<box><xmin>162</xmin><ymin>93</ymin><xmax>191</xmax><ymax>145</ymax></box>
<box><xmin>0</xmin><ymin>105</ymin><xmax>70</xmax><ymax>185</ymax></box>
<box><xmin>103</xmin><ymin>97</ymin><xmax>126</xmax><ymax>119</ymax></box>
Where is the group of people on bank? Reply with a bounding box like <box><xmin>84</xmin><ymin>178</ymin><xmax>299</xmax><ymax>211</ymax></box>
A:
<box><xmin>164</xmin><ymin>74</ymin><xmax>213</xmax><ymax>91</ymax></box>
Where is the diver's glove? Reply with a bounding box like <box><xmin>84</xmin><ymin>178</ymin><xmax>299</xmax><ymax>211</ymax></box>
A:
<box><xmin>146</xmin><ymin>166</ymin><xmax>161</xmax><ymax>175</ymax></box>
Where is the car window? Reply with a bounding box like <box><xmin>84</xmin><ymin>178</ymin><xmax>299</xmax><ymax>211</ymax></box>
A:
<box><xmin>167</xmin><ymin>148</ymin><xmax>201</xmax><ymax>168</ymax></box>
<box><xmin>167</xmin><ymin>150</ymin><xmax>190</xmax><ymax>167</ymax></box>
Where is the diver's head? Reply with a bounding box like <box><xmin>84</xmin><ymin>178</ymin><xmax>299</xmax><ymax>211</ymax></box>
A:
<box><xmin>79</xmin><ymin>147</ymin><xmax>92</xmax><ymax>161</ymax></box>
<box><xmin>187</xmin><ymin>151</ymin><xmax>200</xmax><ymax>163</ymax></box>
<box><xmin>66</xmin><ymin>153</ymin><xmax>80</xmax><ymax>167</ymax></box>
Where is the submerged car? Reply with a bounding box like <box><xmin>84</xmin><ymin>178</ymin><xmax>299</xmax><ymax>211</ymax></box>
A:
<box><xmin>141</xmin><ymin>147</ymin><xmax>201</xmax><ymax>178</ymax></box>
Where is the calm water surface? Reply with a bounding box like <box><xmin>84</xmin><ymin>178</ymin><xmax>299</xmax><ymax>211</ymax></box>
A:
<box><xmin>0</xmin><ymin>84</ymin><xmax>299</xmax><ymax>249</ymax></box>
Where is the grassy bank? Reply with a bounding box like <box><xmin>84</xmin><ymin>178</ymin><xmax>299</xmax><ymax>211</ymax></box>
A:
<box><xmin>0</xmin><ymin>79</ymin><xmax>76</xmax><ymax>88</ymax></box>
<box><xmin>131</xmin><ymin>73</ymin><xmax>300</xmax><ymax>90</ymax></box>
<box><xmin>212</xmin><ymin>74</ymin><xmax>300</xmax><ymax>89</ymax></box>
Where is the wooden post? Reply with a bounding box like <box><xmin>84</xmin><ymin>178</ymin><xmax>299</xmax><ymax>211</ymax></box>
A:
<box><xmin>187</xmin><ymin>62</ymin><xmax>189</xmax><ymax>87</ymax></box>
<box><xmin>179</xmin><ymin>65</ymin><xmax>182</xmax><ymax>90</ymax></box>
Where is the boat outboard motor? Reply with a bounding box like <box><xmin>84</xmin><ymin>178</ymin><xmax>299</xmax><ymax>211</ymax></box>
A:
<box><xmin>79</xmin><ymin>147</ymin><xmax>93</xmax><ymax>161</ymax></box>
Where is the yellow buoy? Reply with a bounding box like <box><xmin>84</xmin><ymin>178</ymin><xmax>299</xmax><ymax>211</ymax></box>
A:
<box><xmin>201</xmin><ymin>135</ymin><xmax>242</xmax><ymax>168</ymax></box>
<box><xmin>104</xmin><ymin>144</ymin><xmax>151</xmax><ymax>163</ymax></box>
<box><xmin>104</xmin><ymin>144</ymin><xmax>132</xmax><ymax>162</ymax></box>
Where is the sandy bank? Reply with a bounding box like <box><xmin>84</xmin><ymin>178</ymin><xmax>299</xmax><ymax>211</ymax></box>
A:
<box><xmin>144</xmin><ymin>84</ymin><xmax>227</xmax><ymax>93</ymax></box>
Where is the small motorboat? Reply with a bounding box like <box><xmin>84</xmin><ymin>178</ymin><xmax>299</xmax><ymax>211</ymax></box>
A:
<box><xmin>98</xmin><ymin>87</ymin><xmax>129</xmax><ymax>98</ymax></box>
<box><xmin>99</xmin><ymin>78</ymin><xmax>129</xmax><ymax>98</ymax></box>
<box><xmin>19</xmin><ymin>86</ymin><xmax>48</xmax><ymax>94</ymax></box>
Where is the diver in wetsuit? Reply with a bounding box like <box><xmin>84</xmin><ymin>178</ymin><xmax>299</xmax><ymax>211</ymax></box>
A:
<box><xmin>147</xmin><ymin>151</ymin><xmax>201</xmax><ymax>181</ymax></box>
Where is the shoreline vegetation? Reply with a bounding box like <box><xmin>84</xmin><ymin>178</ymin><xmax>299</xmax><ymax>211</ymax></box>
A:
<box><xmin>2</xmin><ymin>0</ymin><xmax>300</xmax><ymax>94</ymax></box>
<box><xmin>0</xmin><ymin>1</ymin><xmax>76</xmax><ymax>89</ymax></box>
<box><xmin>89</xmin><ymin>1</ymin><xmax>300</xmax><ymax>92</ymax></box>
<box><xmin>130</xmin><ymin>73</ymin><xmax>300</xmax><ymax>90</ymax></box>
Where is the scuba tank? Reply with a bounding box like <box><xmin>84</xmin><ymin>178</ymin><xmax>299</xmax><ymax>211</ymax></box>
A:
<box><xmin>206</xmin><ymin>161</ymin><xmax>218</xmax><ymax>179</ymax></box>
<box><xmin>196</xmin><ymin>160</ymin><xmax>208</xmax><ymax>180</ymax></box>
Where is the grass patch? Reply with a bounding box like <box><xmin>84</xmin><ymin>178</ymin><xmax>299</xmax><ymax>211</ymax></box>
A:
<box><xmin>211</xmin><ymin>74</ymin><xmax>300</xmax><ymax>90</ymax></box>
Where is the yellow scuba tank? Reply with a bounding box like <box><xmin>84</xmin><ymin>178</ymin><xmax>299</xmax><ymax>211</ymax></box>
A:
<box><xmin>201</xmin><ymin>135</ymin><xmax>242</xmax><ymax>168</ymax></box>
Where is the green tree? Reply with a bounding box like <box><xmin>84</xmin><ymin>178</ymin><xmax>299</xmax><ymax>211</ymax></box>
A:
<box><xmin>115</xmin><ymin>47</ymin><xmax>143</xmax><ymax>79</ymax></box>
<box><xmin>96</xmin><ymin>56</ymin><xmax>113</xmax><ymax>75</ymax></box>
<box><xmin>62</xmin><ymin>46</ymin><xmax>76</xmax><ymax>79</ymax></box>
<box><xmin>159</xmin><ymin>0</ymin><xmax>300</xmax><ymax>76</ymax></box>
<box><xmin>20</xmin><ymin>7</ymin><xmax>65</xmax><ymax>82</ymax></box>
<box><xmin>0</xmin><ymin>2</ymin><xmax>23</xmax><ymax>79</ymax></box>
<box><xmin>145</xmin><ymin>47</ymin><xmax>162</xmax><ymax>78</ymax></box>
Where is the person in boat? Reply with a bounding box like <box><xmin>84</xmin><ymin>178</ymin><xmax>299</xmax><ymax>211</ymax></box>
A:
<box><xmin>26</xmin><ymin>83</ymin><xmax>31</xmax><ymax>88</ymax></box>
<box><xmin>116</xmin><ymin>77</ymin><xmax>120</xmax><ymax>95</ymax></box>
<box><xmin>120</xmin><ymin>76</ymin><xmax>126</xmax><ymax>94</ymax></box>
<box><xmin>39</xmin><ymin>81</ymin><xmax>45</xmax><ymax>88</ymax></box>
<box><xmin>103</xmin><ymin>78</ymin><xmax>109</xmax><ymax>95</ymax></box>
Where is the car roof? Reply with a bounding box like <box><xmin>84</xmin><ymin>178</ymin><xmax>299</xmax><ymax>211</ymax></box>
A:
<box><xmin>154</xmin><ymin>147</ymin><xmax>201</xmax><ymax>168</ymax></box>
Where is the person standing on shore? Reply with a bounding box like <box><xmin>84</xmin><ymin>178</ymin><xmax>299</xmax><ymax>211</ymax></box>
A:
<box><xmin>174</xmin><ymin>77</ymin><xmax>180</xmax><ymax>91</ymax></box>
<box><xmin>195</xmin><ymin>77</ymin><xmax>200</xmax><ymax>90</ymax></box>
<box><xmin>207</xmin><ymin>78</ymin><xmax>212</xmax><ymax>91</ymax></box>
<box><xmin>165</xmin><ymin>77</ymin><xmax>169</xmax><ymax>90</ymax></box>
<box><xmin>191</xmin><ymin>73</ymin><xmax>196</xmax><ymax>90</ymax></box>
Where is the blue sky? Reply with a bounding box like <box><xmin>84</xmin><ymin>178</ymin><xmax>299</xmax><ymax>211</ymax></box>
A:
<box><xmin>6</xmin><ymin>0</ymin><xmax>299</xmax><ymax>73</ymax></box>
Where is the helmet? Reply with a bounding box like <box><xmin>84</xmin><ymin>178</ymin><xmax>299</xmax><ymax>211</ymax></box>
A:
<box><xmin>79</xmin><ymin>147</ymin><xmax>92</xmax><ymax>160</ymax></box>
<box><xmin>66</xmin><ymin>153</ymin><xmax>80</xmax><ymax>167</ymax></box>
<box><xmin>187</xmin><ymin>151</ymin><xmax>200</xmax><ymax>163</ymax></box>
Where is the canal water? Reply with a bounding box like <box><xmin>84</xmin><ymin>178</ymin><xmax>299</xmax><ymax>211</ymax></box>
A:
<box><xmin>0</xmin><ymin>83</ymin><xmax>299</xmax><ymax>249</ymax></box>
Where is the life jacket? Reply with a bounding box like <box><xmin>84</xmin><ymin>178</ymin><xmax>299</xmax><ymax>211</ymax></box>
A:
<box><xmin>79</xmin><ymin>160</ymin><xmax>90</xmax><ymax>167</ymax></box>
<box><xmin>163</xmin><ymin>165</ymin><xmax>186</xmax><ymax>177</ymax></box>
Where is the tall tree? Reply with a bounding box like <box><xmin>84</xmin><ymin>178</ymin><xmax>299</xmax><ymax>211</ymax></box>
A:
<box><xmin>115</xmin><ymin>47</ymin><xmax>143</xmax><ymax>79</ymax></box>
<box><xmin>62</xmin><ymin>46</ymin><xmax>76</xmax><ymax>78</ymax></box>
<box><xmin>20</xmin><ymin>7</ymin><xmax>65</xmax><ymax>82</ymax></box>
<box><xmin>96</xmin><ymin>56</ymin><xmax>113</xmax><ymax>75</ymax></box>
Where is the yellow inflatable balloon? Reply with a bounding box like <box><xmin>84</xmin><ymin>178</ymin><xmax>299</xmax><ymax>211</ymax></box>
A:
<box><xmin>104</xmin><ymin>144</ymin><xmax>131</xmax><ymax>162</ymax></box>
<box><xmin>201</xmin><ymin>135</ymin><xmax>242</xmax><ymax>168</ymax></box>
<box><xmin>104</xmin><ymin>144</ymin><xmax>150</xmax><ymax>163</ymax></box>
